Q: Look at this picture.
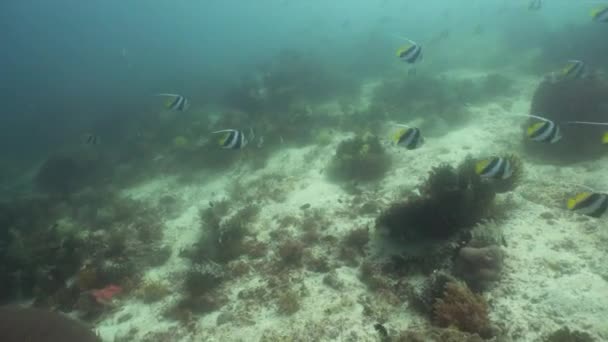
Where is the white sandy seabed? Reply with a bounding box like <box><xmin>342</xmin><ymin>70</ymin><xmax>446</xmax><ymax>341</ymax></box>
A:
<box><xmin>96</xmin><ymin>70</ymin><xmax>608</xmax><ymax>342</ymax></box>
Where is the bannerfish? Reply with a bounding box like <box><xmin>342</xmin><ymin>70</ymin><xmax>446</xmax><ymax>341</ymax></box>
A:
<box><xmin>475</xmin><ymin>157</ymin><xmax>513</xmax><ymax>180</ymax></box>
<box><xmin>567</xmin><ymin>192</ymin><xmax>608</xmax><ymax>217</ymax></box>
<box><xmin>396</xmin><ymin>39</ymin><xmax>423</xmax><ymax>64</ymax></box>
<box><xmin>156</xmin><ymin>93</ymin><xmax>190</xmax><ymax>112</ymax></box>
<box><xmin>83</xmin><ymin>133</ymin><xmax>101</xmax><ymax>145</ymax></box>
<box><xmin>528</xmin><ymin>0</ymin><xmax>542</xmax><ymax>11</ymax></box>
<box><xmin>527</xmin><ymin>119</ymin><xmax>562</xmax><ymax>143</ymax></box>
<box><xmin>393</xmin><ymin>127</ymin><xmax>423</xmax><ymax>150</ymax></box>
<box><xmin>561</xmin><ymin>60</ymin><xmax>587</xmax><ymax>80</ymax></box>
<box><xmin>591</xmin><ymin>6</ymin><xmax>608</xmax><ymax>22</ymax></box>
<box><xmin>212</xmin><ymin>129</ymin><xmax>251</xmax><ymax>150</ymax></box>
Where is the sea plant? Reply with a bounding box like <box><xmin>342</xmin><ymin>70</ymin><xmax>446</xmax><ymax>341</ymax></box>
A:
<box><xmin>185</xmin><ymin>202</ymin><xmax>259</xmax><ymax>264</ymax></box>
<box><xmin>376</xmin><ymin>157</ymin><xmax>496</xmax><ymax>241</ymax></box>
<box><xmin>432</xmin><ymin>281</ymin><xmax>493</xmax><ymax>338</ymax></box>
<box><xmin>327</xmin><ymin>133</ymin><xmax>391</xmax><ymax>183</ymax></box>
<box><xmin>35</xmin><ymin>152</ymin><xmax>109</xmax><ymax>195</ymax></box>
<box><xmin>543</xmin><ymin>327</ymin><xmax>595</xmax><ymax>342</ymax></box>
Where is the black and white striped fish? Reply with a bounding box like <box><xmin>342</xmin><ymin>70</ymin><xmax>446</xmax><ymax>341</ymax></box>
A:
<box><xmin>475</xmin><ymin>157</ymin><xmax>513</xmax><ymax>180</ymax></box>
<box><xmin>393</xmin><ymin>127</ymin><xmax>424</xmax><ymax>150</ymax></box>
<box><xmin>561</xmin><ymin>60</ymin><xmax>587</xmax><ymax>80</ymax></box>
<box><xmin>156</xmin><ymin>93</ymin><xmax>190</xmax><ymax>112</ymax></box>
<box><xmin>528</xmin><ymin>0</ymin><xmax>542</xmax><ymax>11</ymax></box>
<box><xmin>212</xmin><ymin>129</ymin><xmax>252</xmax><ymax>150</ymax></box>
<box><xmin>396</xmin><ymin>39</ymin><xmax>423</xmax><ymax>64</ymax></box>
<box><xmin>83</xmin><ymin>133</ymin><xmax>101</xmax><ymax>145</ymax></box>
<box><xmin>527</xmin><ymin>119</ymin><xmax>562</xmax><ymax>143</ymax></box>
<box><xmin>567</xmin><ymin>192</ymin><xmax>608</xmax><ymax>217</ymax></box>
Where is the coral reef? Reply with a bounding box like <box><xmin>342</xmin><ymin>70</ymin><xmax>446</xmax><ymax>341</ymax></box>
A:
<box><xmin>543</xmin><ymin>327</ymin><xmax>596</xmax><ymax>342</ymax></box>
<box><xmin>405</xmin><ymin>271</ymin><xmax>454</xmax><ymax>313</ymax></box>
<box><xmin>0</xmin><ymin>306</ymin><xmax>101</xmax><ymax>342</ymax></box>
<box><xmin>224</xmin><ymin>50</ymin><xmax>358</xmax><ymax>115</ymax></box>
<box><xmin>338</xmin><ymin>226</ymin><xmax>370</xmax><ymax>266</ymax></box>
<box><xmin>454</xmin><ymin>245</ymin><xmax>504</xmax><ymax>291</ymax></box>
<box><xmin>376</xmin><ymin>158</ymin><xmax>496</xmax><ymax>241</ymax></box>
<box><xmin>277</xmin><ymin>239</ymin><xmax>305</xmax><ymax>268</ymax></box>
<box><xmin>432</xmin><ymin>281</ymin><xmax>494</xmax><ymax>339</ymax></box>
<box><xmin>135</xmin><ymin>281</ymin><xmax>170</xmax><ymax>303</ymax></box>
<box><xmin>327</xmin><ymin>133</ymin><xmax>391</xmax><ymax>183</ymax></box>
<box><xmin>0</xmin><ymin>188</ymin><xmax>167</xmax><ymax>321</ymax></box>
<box><xmin>275</xmin><ymin>289</ymin><xmax>301</xmax><ymax>315</ymax></box>
<box><xmin>35</xmin><ymin>152</ymin><xmax>109</xmax><ymax>195</ymax></box>
<box><xmin>527</xmin><ymin>75</ymin><xmax>608</xmax><ymax>163</ymax></box>
<box><xmin>395</xmin><ymin>326</ymin><xmax>485</xmax><ymax>342</ymax></box>
<box><xmin>369</xmin><ymin>72</ymin><xmax>513</xmax><ymax>129</ymax></box>
<box><xmin>452</xmin><ymin>219</ymin><xmax>506</xmax><ymax>291</ymax></box>
<box><xmin>184</xmin><ymin>202</ymin><xmax>260</xmax><ymax>264</ymax></box>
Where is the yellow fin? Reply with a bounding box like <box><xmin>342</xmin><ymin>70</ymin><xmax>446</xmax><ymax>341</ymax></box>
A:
<box><xmin>396</xmin><ymin>44</ymin><xmax>412</xmax><ymax>57</ymax></box>
<box><xmin>164</xmin><ymin>98</ymin><xmax>174</xmax><ymax>108</ymax></box>
<box><xmin>527</xmin><ymin>121</ymin><xmax>545</xmax><ymax>137</ymax></box>
<box><xmin>393</xmin><ymin>128</ymin><xmax>407</xmax><ymax>143</ymax></box>
<box><xmin>218</xmin><ymin>132</ymin><xmax>230</xmax><ymax>146</ymax></box>
<box><xmin>591</xmin><ymin>6</ymin><xmax>608</xmax><ymax>18</ymax></box>
<box><xmin>603</xmin><ymin>132</ymin><xmax>608</xmax><ymax>144</ymax></box>
<box><xmin>475</xmin><ymin>159</ymin><xmax>491</xmax><ymax>175</ymax></box>
<box><xmin>567</xmin><ymin>192</ymin><xmax>591</xmax><ymax>210</ymax></box>
<box><xmin>561</xmin><ymin>62</ymin><xmax>574</xmax><ymax>76</ymax></box>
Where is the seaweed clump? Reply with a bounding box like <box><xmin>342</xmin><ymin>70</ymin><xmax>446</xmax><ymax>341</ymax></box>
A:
<box><xmin>377</xmin><ymin>157</ymin><xmax>496</xmax><ymax>241</ymax></box>
<box><xmin>184</xmin><ymin>201</ymin><xmax>260</xmax><ymax>264</ymax></box>
<box><xmin>327</xmin><ymin>133</ymin><xmax>391</xmax><ymax>184</ymax></box>
<box><xmin>35</xmin><ymin>153</ymin><xmax>109</xmax><ymax>195</ymax></box>
<box><xmin>432</xmin><ymin>281</ymin><xmax>494</xmax><ymax>339</ymax></box>
<box><xmin>526</xmin><ymin>75</ymin><xmax>608</xmax><ymax>163</ymax></box>
<box><xmin>543</xmin><ymin>327</ymin><xmax>595</xmax><ymax>342</ymax></box>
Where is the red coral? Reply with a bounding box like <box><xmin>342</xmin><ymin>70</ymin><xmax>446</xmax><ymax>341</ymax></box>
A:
<box><xmin>91</xmin><ymin>284</ymin><xmax>122</xmax><ymax>305</ymax></box>
<box><xmin>432</xmin><ymin>282</ymin><xmax>493</xmax><ymax>338</ymax></box>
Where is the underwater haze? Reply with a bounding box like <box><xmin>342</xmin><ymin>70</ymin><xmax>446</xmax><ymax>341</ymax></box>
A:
<box><xmin>1</xmin><ymin>0</ymin><xmax>597</xmax><ymax>160</ymax></box>
<box><xmin>1</xmin><ymin>0</ymin><xmax>608</xmax><ymax>341</ymax></box>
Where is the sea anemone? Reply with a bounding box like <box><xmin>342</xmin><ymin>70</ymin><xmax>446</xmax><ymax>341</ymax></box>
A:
<box><xmin>377</xmin><ymin>157</ymin><xmax>496</xmax><ymax>241</ymax></box>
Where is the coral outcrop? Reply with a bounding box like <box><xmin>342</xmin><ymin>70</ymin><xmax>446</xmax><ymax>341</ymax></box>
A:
<box><xmin>327</xmin><ymin>133</ymin><xmax>391</xmax><ymax>184</ymax></box>
<box><xmin>377</xmin><ymin>158</ymin><xmax>496</xmax><ymax>241</ymax></box>
<box><xmin>527</xmin><ymin>75</ymin><xmax>608</xmax><ymax>163</ymax></box>
<box><xmin>432</xmin><ymin>281</ymin><xmax>494</xmax><ymax>339</ymax></box>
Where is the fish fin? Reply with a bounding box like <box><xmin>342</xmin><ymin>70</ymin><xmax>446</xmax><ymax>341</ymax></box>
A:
<box><xmin>396</xmin><ymin>44</ymin><xmax>412</xmax><ymax>57</ymax></box>
<box><xmin>590</xmin><ymin>6</ymin><xmax>607</xmax><ymax>18</ymax></box>
<box><xmin>561</xmin><ymin>62</ymin><xmax>574</xmax><ymax>76</ymax></box>
<box><xmin>393</xmin><ymin>128</ymin><xmax>407</xmax><ymax>143</ymax></box>
<box><xmin>475</xmin><ymin>159</ymin><xmax>491</xmax><ymax>175</ymax></box>
<box><xmin>602</xmin><ymin>132</ymin><xmax>608</xmax><ymax>144</ymax></box>
<box><xmin>212</xmin><ymin>129</ymin><xmax>236</xmax><ymax>134</ymax></box>
<box><xmin>218</xmin><ymin>132</ymin><xmax>231</xmax><ymax>146</ymax></box>
<box><xmin>567</xmin><ymin>192</ymin><xmax>591</xmax><ymax>210</ymax></box>
<box><xmin>164</xmin><ymin>98</ymin><xmax>174</xmax><ymax>108</ymax></box>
